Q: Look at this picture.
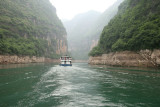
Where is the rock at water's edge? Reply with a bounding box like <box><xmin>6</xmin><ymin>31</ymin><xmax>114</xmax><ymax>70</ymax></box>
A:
<box><xmin>88</xmin><ymin>49</ymin><xmax>160</xmax><ymax>67</ymax></box>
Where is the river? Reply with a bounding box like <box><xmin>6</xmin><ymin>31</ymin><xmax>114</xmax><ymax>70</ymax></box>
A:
<box><xmin>0</xmin><ymin>63</ymin><xmax>160</xmax><ymax>107</ymax></box>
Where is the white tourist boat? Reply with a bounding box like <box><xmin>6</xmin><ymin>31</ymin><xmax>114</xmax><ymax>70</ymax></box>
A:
<box><xmin>60</xmin><ymin>56</ymin><xmax>72</xmax><ymax>66</ymax></box>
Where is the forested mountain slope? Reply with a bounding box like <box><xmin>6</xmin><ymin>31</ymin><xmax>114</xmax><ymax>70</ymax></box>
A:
<box><xmin>0</xmin><ymin>0</ymin><xmax>67</xmax><ymax>58</ymax></box>
<box><xmin>89</xmin><ymin>0</ymin><xmax>160</xmax><ymax>56</ymax></box>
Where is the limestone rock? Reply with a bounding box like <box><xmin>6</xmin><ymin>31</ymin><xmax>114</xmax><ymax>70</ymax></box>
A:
<box><xmin>89</xmin><ymin>50</ymin><xmax>160</xmax><ymax>67</ymax></box>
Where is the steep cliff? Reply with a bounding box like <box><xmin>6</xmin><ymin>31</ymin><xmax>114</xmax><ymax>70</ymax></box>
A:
<box><xmin>89</xmin><ymin>0</ymin><xmax>160</xmax><ymax>56</ymax></box>
<box><xmin>89</xmin><ymin>0</ymin><xmax>160</xmax><ymax>67</ymax></box>
<box><xmin>0</xmin><ymin>0</ymin><xmax>67</xmax><ymax>59</ymax></box>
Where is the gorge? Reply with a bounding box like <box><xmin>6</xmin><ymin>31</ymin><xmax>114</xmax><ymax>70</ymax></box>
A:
<box><xmin>0</xmin><ymin>0</ymin><xmax>160</xmax><ymax>67</ymax></box>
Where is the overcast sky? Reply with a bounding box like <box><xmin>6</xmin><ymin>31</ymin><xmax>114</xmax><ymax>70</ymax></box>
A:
<box><xmin>50</xmin><ymin>0</ymin><xmax>117</xmax><ymax>20</ymax></box>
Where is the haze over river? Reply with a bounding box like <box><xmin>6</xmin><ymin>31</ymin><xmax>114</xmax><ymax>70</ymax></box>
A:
<box><xmin>0</xmin><ymin>63</ymin><xmax>160</xmax><ymax>107</ymax></box>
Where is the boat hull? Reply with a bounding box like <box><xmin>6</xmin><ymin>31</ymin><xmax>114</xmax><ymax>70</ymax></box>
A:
<box><xmin>60</xmin><ymin>64</ymin><xmax>72</xmax><ymax>66</ymax></box>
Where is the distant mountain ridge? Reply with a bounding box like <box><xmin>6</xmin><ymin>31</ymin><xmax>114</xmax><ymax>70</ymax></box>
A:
<box><xmin>63</xmin><ymin>10</ymin><xmax>101</xmax><ymax>60</ymax></box>
<box><xmin>64</xmin><ymin>10</ymin><xmax>101</xmax><ymax>41</ymax></box>
<box><xmin>0</xmin><ymin>0</ymin><xmax>67</xmax><ymax>58</ymax></box>
<box><xmin>63</xmin><ymin>0</ymin><xmax>124</xmax><ymax>60</ymax></box>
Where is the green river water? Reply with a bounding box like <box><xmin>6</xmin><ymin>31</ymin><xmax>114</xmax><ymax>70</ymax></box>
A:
<box><xmin>0</xmin><ymin>63</ymin><xmax>160</xmax><ymax>107</ymax></box>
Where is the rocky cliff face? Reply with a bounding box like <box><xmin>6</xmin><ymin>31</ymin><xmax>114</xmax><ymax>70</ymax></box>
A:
<box><xmin>56</xmin><ymin>38</ymin><xmax>67</xmax><ymax>54</ymax></box>
<box><xmin>89</xmin><ymin>50</ymin><xmax>160</xmax><ymax>67</ymax></box>
<box><xmin>0</xmin><ymin>0</ymin><xmax>67</xmax><ymax>58</ymax></box>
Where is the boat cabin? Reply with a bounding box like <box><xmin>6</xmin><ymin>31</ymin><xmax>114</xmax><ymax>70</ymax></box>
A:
<box><xmin>60</xmin><ymin>56</ymin><xmax>72</xmax><ymax>66</ymax></box>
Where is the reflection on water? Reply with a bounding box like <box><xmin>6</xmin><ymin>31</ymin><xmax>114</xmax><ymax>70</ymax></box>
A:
<box><xmin>0</xmin><ymin>63</ymin><xmax>29</xmax><ymax>69</ymax></box>
<box><xmin>0</xmin><ymin>63</ymin><xmax>160</xmax><ymax>107</ymax></box>
<box><xmin>0</xmin><ymin>63</ymin><xmax>49</xmax><ymax>69</ymax></box>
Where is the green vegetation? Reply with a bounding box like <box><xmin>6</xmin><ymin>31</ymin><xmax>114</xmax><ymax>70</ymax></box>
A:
<box><xmin>89</xmin><ymin>0</ymin><xmax>160</xmax><ymax>56</ymax></box>
<box><xmin>0</xmin><ymin>0</ymin><xmax>66</xmax><ymax>58</ymax></box>
<box><xmin>88</xmin><ymin>46</ymin><xmax>103</xmax><ymax>56</ymax></box>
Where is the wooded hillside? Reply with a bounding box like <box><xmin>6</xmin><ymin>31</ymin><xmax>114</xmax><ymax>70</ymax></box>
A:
<box><xmin>89</xmin><ymin>0</ymin><xmax>160</xmax><ymax>56</ymax></box>
<box><xmin>0</xmin><ymin>0</ymin><xmax>67</xmax><ymax>58</ymax></box>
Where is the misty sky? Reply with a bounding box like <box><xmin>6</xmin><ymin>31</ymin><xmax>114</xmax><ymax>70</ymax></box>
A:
<box><xmin>50</xmin><ymin>0</ymin><xmax>117</xmax><ymax>20</ymax></box>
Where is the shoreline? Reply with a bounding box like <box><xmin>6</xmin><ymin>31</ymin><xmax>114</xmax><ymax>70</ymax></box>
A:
<box><xmin>88</xmin><ymin>49</ymin><xmax>160</xmax><ymax>68</ymax></box>
<box><xmin>0</xmin><ymin>55</ymin><xmax>59</xmax><ymax>64</ymax></box>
